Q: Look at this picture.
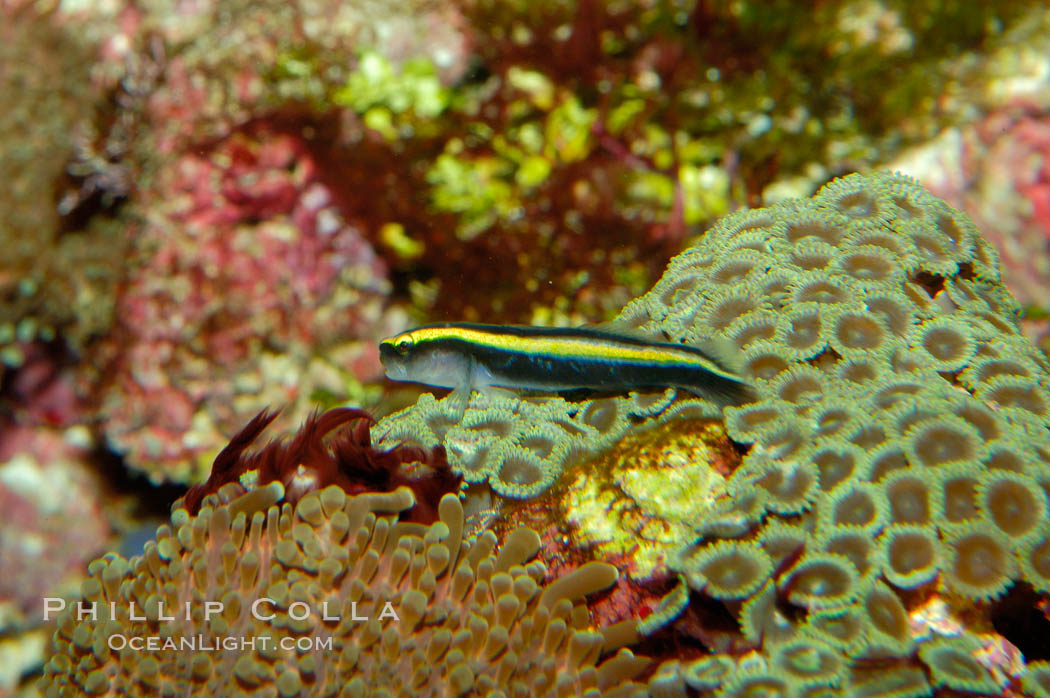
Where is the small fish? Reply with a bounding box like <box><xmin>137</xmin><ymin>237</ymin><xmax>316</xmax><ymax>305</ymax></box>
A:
<box><xmin>379</xmin><ymin>322</ymin><xmax>755</xmax><ymax>407</ymax></box>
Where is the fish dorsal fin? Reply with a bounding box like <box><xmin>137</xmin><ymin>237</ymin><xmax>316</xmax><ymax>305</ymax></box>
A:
<box><xmin>580</xmin><ymin>319</ymin><xmax>669</xmax><ymax>343</ymax></box>
<box><xmin>690</xmin><ymin>335</ymin><xmax>747</xmax><ymax>376</ymax></box>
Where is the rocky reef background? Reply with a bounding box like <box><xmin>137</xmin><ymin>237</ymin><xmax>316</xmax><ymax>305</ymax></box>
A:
<box><xmin>4</xmin><ymin>0</ymin><xmax>1050</xmax><ymax>695</ymax></box>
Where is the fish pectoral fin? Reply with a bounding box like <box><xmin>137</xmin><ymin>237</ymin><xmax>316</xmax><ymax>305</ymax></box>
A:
<box><xmin>448</xmin><ymin>360</ymin><xmax>523</xmax><ymax>420</ymax></box>
<box><xmin>449</xmin><ymin>386</ymin><xmax>471</xmax><ymax>422</ymax></box>
<box><xmin>448</xmin><ymin>357</ymin><xmax>478</xmax><ymax>422</ymax></box>
<box><xmin>475</xmin><ymin>384</ymin><xmax>525</xmax><ymax>413</ymax></box>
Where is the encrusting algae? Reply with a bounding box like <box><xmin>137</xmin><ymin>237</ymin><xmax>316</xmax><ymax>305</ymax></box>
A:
<box><xmin>42</xmin><ymin>172</ymin><xmax>1050</xmax><ymax>696</ymax></box>
<box><xmin>559</xmin><ymin>418</ymin><xmax>735</xmax><ymax>583</ymax></box>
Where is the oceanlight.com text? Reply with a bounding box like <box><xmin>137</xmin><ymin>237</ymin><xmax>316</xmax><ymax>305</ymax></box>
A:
<box><xmin>106</xmin><ymin>634</ymin><xmax>334</xmax><ymax>652</ymax></box>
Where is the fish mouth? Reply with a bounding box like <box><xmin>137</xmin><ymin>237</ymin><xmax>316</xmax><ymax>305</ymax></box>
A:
<box><xmin>382</xmin><ymin>364</ymin><xmax>409</xmax><ymax>381</ymax></box>
<box><xmin>378</xmin><ymin>348</ymin><xmax>409</xmax><ymax>380</ymax></box>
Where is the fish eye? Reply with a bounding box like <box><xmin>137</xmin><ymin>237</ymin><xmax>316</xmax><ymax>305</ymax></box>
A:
<box><xmin>395</xmin><ymin>338</ymin><xmax>413</xmax><ymax>354</ymax></box>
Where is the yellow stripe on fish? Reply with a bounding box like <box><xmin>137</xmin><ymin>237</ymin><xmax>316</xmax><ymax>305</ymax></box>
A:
<box><xmin>379</xmin><ymin>322</ymin><xmax>755</xmax><ymax>406</ymax></box>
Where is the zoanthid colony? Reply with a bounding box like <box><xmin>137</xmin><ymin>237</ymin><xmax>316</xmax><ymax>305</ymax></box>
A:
<box><xmin>379</xmin><ymin>171</ymin><xmax>1049</xmax><ymax>694</ymax></box>
<box><xmin>645</xmin><ymin>172</ymin><xmax>1049</xmax><ymax>694</ymax></box>
<box><xmin>375</xmin><ymin>386</ymin><xmax>718</xmax><ymax>498</ymax></box>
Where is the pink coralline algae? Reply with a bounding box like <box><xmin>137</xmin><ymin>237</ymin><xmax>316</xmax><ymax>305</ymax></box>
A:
<box><xmin>953</xmin><ymin>110</ymin><xmax>1050</xmax><ymax>311</ymax></box>
<box><xmin>3</xmin><ymin>342</ymin><xmax>82</xmax><ymax>428</ymax></box>
<box><xmin>1011</xmin><ymin>115</ymin><xmax>1050</xmax><ymax>239</ymax></box>
<box><xmin>891</xmin><ymin>105</ymin><xmax>1050</xmax><ymax>341</ymax></box>
<box><xmin>0</xmin><ymin>425</ymin><xmax>112</xmax><ymax>633</ymax></box>
<box><xmin>87</xmin><ymin>126</ymin><xmax>400</xmax><ymax>484</ymax></box>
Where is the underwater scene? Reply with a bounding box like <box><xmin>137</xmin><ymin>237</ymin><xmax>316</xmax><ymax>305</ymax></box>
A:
<box><xmin>4</xmin><ymin>0</ymin><xmax>1050</xmax><ymax>696</ymax></box>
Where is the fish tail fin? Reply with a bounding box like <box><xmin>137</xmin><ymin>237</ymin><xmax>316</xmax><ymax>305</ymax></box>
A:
<box><xmin>679</xmin><ymin>375</ymin><xmax>758</xmax><ymax>407</ymax></box>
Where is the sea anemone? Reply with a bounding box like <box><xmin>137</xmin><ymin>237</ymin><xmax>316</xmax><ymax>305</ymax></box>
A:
<box><xmin>1018</xmin><ymin>532</ymin><xmax>1050</xmax><ymax>593</ymax></box>
<box><xmin>812</xmin><ymin>444</ymin><xmax>865</xmax><ymax>492</ymax></box>
<box><xmin>936</xmin><ymin>464</ymin><xmax>983</xmax><ymax>523</ymax></box>
<box><xmin>780</xmin><ymin>206</ymin><xmax>849</xmax><ymax>246</ymax></box>
<box><xmin>864</xmin><ymin>444</ymin><xmax>910</xmax><ymax>483</ymax></box>
<box><xmin>724</xmin><ymin>400</ymin><xmax>790</xmax><ymax>443</ymax></box>
<box><xmin>783</xmin><ymin>553</ymin><xmax>860</xmax><ymax>611</ymax></box>
<box><xmin>789</xmin><ymin>273</ymin><xmax>852</xmax><ymax>306</ymax></box>
<box><xmin>835</xmin><ymin>355</ymin><xmax>886</xmax><ymax>386</ymax></box>
<box><xmin>739</xmin><ymin>580</ymin><xmax>799</xmax><ymax>646</ymax></box>
<box><xmin>849</xmin><ymin>665</ymin><xmax>930</xmax><ymax>698</ymax></box>
<box><xmin>826</xmin><ymin>483</ymin><xmax>886</xmax><ymax>532</ymax></box>
<box><xmin>769</xmin><ymin>365</ymin><xmax>827</xmax><ymax>405</ymax></box>
<box><xmin>740</xmin><ymin>341</ymin><xmax>795</xmax><ymax>382</ymax></box>
<box><xmin>40</xmin><ymin>485</ymin><xmax>652</xmax><ymax>695</ymax></box>
<box><xmin>883</xmin><ymin>470</ymin><xmax>937</xmax><ymax>525</ymax></box>
<box><xmin>817</xmin><ymin>174</ymin><xmax>894</xmax><ymax>225</ymax></box>
<box><xmin>754</xmin><ymin>458</ymin><xmax>820</xmax><ymax>515</ymax></box>
<box><xmin>806</xmin><ymin>607</ymin><xmax>868</xmax><ymax>655</ymax></box>
<box><xmin>1022</xmin><ymin>660</ymin><xmax>1050</xmax><ymax>698</ymax></box>
<box><xmin>726</xmin><ymin>310</ymin><xmax>779</xmax><ymax>351</ymax></box>
<box><xmin>862</xmin><ymin>290</ymin><xmax>917</xmax><ymax>338</ymax></box>
<box><xmin>912</xmin><ymin>316</ymin><xmax>975</xmax><ymax>372</ymax></box>
<box><xmin>880</xmin><ymin>524</ymin><xmax>940</xmax><ymax>589</ymax></box>
<box><xmin>771</xmin><ymin>637</ymin><xmax>847</xmax><ymax>689</ymax></box>
<box><xmin>836</xmin><ymin>246</ymin><xmax>901</xmax><ymax>286</ymax></box>
<box><xmin>700</xmin><ymin>289</ymin><xmax>760</xmax><ymax>332</ymax></box>
<box><xmin>977</xmin><ymin>470</ymin><xmax>1046</xmax><ymax>541</ymax></box>
<box><xmin>492</xmin><ymin>444</ymin><xmax>559</xmax><ymax>497</ymax></box>
<box><xmin>860</xmin><ymin>580</ymin><xmax>913</xmax><ymax>658</ymax></box>
<box><xmin>904</xmin><ymin>416</ymin><xmax>983</xmax><ymax>469</ymax></box>
<box><xmin>829</xmin><ymin>307</ymin><xmax>891</xmax><ymax>357</ymax></box>
<box><xmin>708</xmin><ymin>250</ymin><xmax>769</xmax><ymax>286</ymax></box>
<box><xmin>718</xmin><ymin>668</ymin><xmax>797</xmax><ymax>698</ymax></box>
<box><xmin>822</xmin><ymin>528</ymin><xmax>877</xmax><ymax>577</ymax></box>
<box><xmin>681</xmin><ymin>655</ymin><xmax>735</xmax><ymax>691</ymax></box>
<box><xmin>789</xmin><ymin>239</ymin><xmax>837</xmax><ymax>271</ymax></box>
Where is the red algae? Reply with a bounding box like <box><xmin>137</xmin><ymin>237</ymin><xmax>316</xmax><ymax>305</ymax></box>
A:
<box><xmin>181</xmin><ymin>407</ymin><xmax>458</xmax><ymax>523</ymax></box>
